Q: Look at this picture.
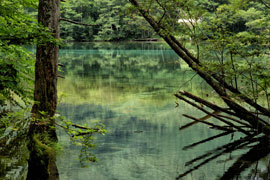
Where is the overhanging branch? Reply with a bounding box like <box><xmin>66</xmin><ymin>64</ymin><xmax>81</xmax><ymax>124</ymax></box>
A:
<box><xmin>59</xmin><ymin>18</ymin><xmax>97</xmax><ymax>26</ymax></box>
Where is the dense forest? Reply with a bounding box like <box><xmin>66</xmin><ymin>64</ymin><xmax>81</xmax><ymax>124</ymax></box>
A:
<box><xmin>1</xmin><ymin>0</ymin><xmax>270</xmax><ymax>179</ymax></box>
<box><xmin>60</xmin><ymin>0</ymin><xmax>156</xmax><ymax>41</ymax></box>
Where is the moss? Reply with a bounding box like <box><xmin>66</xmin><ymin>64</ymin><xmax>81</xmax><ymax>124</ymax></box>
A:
<box><xmin>32</xmin><ymin>134</ymin><xmax>56</xmax><ymax>159</ymax></box>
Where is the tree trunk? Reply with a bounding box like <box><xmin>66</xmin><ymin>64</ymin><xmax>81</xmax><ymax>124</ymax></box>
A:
<box><xmin>31</xmin><ymin>0</ymin><xmax>60</xmax><ymax>117</ymax></box>
<box><xmin>27</xmin><ymin>0</ymin><xmax>60</xmax><ymax>179</ymax></box>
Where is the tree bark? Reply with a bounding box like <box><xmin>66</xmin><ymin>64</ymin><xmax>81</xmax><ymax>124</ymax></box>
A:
<box><xmin>27</xmin><ymin>0</ymin><xmax>60</xmax><ymax>179</ymax></box>
<box><xmin>31</xmin><ymin>0</ymin><xmax>60</xmax><ymax>117</ymax></box>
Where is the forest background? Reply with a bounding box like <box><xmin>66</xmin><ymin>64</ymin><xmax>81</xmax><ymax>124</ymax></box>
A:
<box><xmin>1</xmin><ymin>0</ymin><xmax>269</xmax><ymax>115</ymax></box>
<box><xmin>0</xmin><ymin>0</ymin><xmax>270</xmax><ymax>178</ymax></box>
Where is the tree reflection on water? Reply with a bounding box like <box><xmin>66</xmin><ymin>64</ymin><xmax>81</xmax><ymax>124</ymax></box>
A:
<box><xmin>1</xmin><ymin>123</ymin><xmax>270</xmax><ymax>179</ymax></box>
<box><xmin>1</xmin><ymin>42</ymin><xmax>270</xmax><ymax>179</ymax></box>
<box><xmin>177</xmin><ymin>126</ymin><xmax>270</xmax><ymax>179</ymax></box>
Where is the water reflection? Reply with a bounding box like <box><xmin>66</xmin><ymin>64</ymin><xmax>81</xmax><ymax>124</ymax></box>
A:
<box><xmin>1</xmin><ymin>42</ymin><xmax>270</xmax><ymax>179</ymax></box>
<box><xmin>177</xmin><ymin>134</ymin><xmax>270</xmax><ymax>179</ymax></box>
<box><xmin>56</xmin><ymin>42</ymin><xmax>270</xmax><ymax>180</ymax></box>
<box><xmin>221</xmin><ymin>136</ymin><xmax>270</xmax><ymax>180</ymax></box>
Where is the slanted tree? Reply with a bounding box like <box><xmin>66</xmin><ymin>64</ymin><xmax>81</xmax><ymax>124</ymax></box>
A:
<box><xmin>129</xmin><ymin>0</ymin><xmax>270</xmax><ymax>178</ymax></box>
<box><xmin>129</xmin><ymin>0</ymin><xmax>270</xmax><ymax>134</ymax></box>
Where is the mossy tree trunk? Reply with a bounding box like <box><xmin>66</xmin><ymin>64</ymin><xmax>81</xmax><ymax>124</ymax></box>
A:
<box><xmin>27</xmin><ymin>0</ymin><xmax>60</xmax><ymax>179</ymax></box>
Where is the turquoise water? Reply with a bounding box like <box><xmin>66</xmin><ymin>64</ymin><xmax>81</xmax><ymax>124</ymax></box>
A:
<box><xmin>56</xmin><ymin>42</ymin><xmax>246</xmax><ymax>180</ymax></box>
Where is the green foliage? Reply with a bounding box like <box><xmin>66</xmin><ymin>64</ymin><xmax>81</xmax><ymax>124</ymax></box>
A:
<box><xmin>0</xmin><ymin>108</ymin><xmax>31</xmax><ymax>134</ymax></box>
<box><xmin>0</xmin><ymin>0</ymin><xmax>56</xmax><ymax>113</ymax></box>
<box><xmin>0</xmin><ymin>1</ymin><xmax>109</xmax><ymax>176</ymax></box>
<box><xmin>60</xmin><ymin>0</ymin><xmax>96</xmax><ymax>41</ymax></box>
<box><xmin>0</xmin><ymin>0</ymin><xmax>35</xmax><ymax>111</ymax></box>
<box><xmin>199</xmin><ymin>1</ymin><xmax>270</xmax><ymax>102</ymax></box>
<box><xmin>94</xmin><ymin>0</ymin><xmax>154</xmax><ymax>41</ymax></box>
<box><xmin>55</xmin><ymin>113</ymin><xmax>107</xmax><ymax>165</ymax></box>
<box><xmin>130</xmin><ymin>0</ymin><xmax>270</xmax><ymax>106</ymax></box>
<box><xmin>177</xmin><ymin>0</ymin><xmax>269</xmax><ymax>102</ymax></box>
<box><xmin>60</xmin><ymin>0</ymin><xmax>155</xmax><ymax>41</ymax></box>
<box><xmin>0</xmin><ymin>45</ymin><xmax>34</xmax><ymax>110</ymax></box>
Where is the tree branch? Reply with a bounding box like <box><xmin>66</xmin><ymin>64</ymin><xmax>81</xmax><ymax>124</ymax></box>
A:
<box><xmin>178</xmin><ymin>95</ymin><xmax>252</xmax><ymax>136</ymax></box>
<box><xmin>155</xmin><ymin>0</ymin><xmax>167</xmax><ymax>24</ymax></box>
<box><xmin>179</xmin><ymin>111</ymin><xmax>221</xmax><ymax>131</ymax></box>
<box><xmin>59</xmin><ymin>18</ymin><xmax>97</xmax><ymax>26</ymax></box>
<box><xmin>176</xmin><ymin>91</ymin><xmax>235</xmax><ymax>116</ymax></box>
<box><xmin>183</xmin><ymin>131</ymin><xmax>233</xmax><ymax>150</ymax></box>
<box><xmin>182</xmin><ymin>114</ymin><xmax>233</xmax><ymax>132</ymax></box>
<box><xmin>177</xmin><ymin>135</ymin><xmax>257</xmax><ymax>179</ymax></box>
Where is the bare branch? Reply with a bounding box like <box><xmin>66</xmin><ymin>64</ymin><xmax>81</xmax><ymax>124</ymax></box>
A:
<box><xmin>176</xmin><ymin>91</ymin><xmax>234</xmax><ymax>116</ymax></box>
<box><xmin>177</xmin><ymin>135</ymin><xmax>257</xmax><ymax>179</ymax></box>
<box><xmin>220</xmin><ymin>136</ymin><xmax>270</xmax><ymax>180</ymax></box>
<box><xmin>182</xmin><ymin>114</ymin><xmax>232</xmax><ymax>132</ymax></box>
<box><xmin>176</xmin><ymin>94</ymin><xmax>252</xmax><ymax>135</ymax></box>
<box><xmin>71</xmin><ymin>124</ymin><xmax>100</xmax><ymax>131</ymax></box>
<box><xmin>183</xmin><ymin>131</ymin><xmax>233</xmax><ymax>150</ymax></box>
<box><xmin>177</xmin><ymin>91</ymin><xmax>269</xmax><ymax>127</ymax></box>
<box><xmin>179</xmin><ymin>111</ymin><xmax>221</xmax><ymax>131</ymax></box>
<box><xmin>217</xmin><ymin>114</ymin><xmax>252</xmax><ymax>128</ymax></box>
<box><xmin>57</xmin><ymin>75</ymin><xmax>65</xmax><ymax>79</ymax></box>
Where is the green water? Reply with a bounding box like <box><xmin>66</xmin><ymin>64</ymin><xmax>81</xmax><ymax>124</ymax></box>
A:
<box><xmin>1</xmin><ymin>42</ymin><xmax>269</xmax><ymax>180</ymax></box>
<box><xmin>56</xmin><ymin>42</ymin><xmax>245</xmax><ymax>180</ymax></box>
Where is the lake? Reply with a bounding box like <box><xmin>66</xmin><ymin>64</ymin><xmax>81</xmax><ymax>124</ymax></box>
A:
<box><xmin>55</xmin><ymin>42</ymin><xmax>268</xmax><ymax>180</ymax></box>
<box><xmin>1</xmin><ymin>42</ymin><xmax>269</xmax><ymax>180</ymax></box>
